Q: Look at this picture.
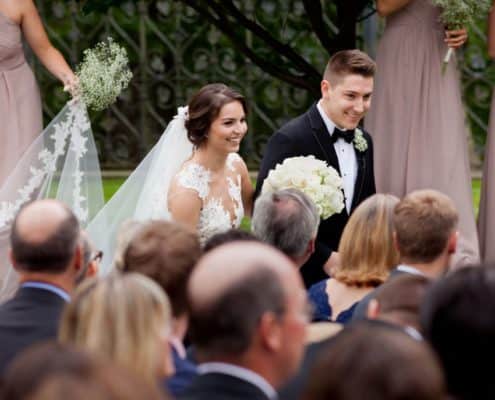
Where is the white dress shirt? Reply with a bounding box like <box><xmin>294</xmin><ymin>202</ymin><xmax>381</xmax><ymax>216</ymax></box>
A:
<box><xmin>317</xmin><ymin>101</ymin><xmax>357</xmax><ymax>213</ymax></box>
<box><xmin>396</xmin><ymin>264</ymin><xmax>426</xmax><ymax>276</ymax></box>
<box><xmin>197</xmin><ymin>362</ymin><xmax>277</xmax><ymax>400</ymax></box>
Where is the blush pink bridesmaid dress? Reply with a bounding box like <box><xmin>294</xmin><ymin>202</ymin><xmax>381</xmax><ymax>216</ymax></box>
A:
<box><xmin>365</xmin><ymin>0</ymin><xmax>479</xmax><ymax>267</ymax></box>
<box><xmin>0</xmin><ymin>10</ymin><xmax>42</xmax><ymax>187</ymax></box>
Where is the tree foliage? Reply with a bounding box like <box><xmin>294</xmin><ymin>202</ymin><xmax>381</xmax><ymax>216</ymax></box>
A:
<box><xmin>76</xmin><ymin>0</ymin><xmax>374</xmax><ymax>95</ymax></box>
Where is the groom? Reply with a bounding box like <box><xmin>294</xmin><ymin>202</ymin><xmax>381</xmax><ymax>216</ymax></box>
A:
<box><xmin>256</xmin><ymin>50</ymin><xmax>376</xmax><ymax>288</ymax></box>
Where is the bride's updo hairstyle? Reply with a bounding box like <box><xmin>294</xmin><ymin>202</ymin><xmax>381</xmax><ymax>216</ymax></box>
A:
<box><xmin>186</xmin><ymin>83</ymin><xmax>247</xmax><ymax>147</ymax></box>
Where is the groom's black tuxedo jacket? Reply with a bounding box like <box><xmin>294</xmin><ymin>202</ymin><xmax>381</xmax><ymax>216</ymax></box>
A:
<box><xmin>255</xmin><ymin>104</ymin><xmax>376</xmax><ymax>288</ymax></box>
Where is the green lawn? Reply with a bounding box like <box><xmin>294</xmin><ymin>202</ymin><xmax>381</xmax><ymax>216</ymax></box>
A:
<box><xmin>103</xmin><ymin>177</ymin><xmax>484</xmax><ymax>218</ymax></box>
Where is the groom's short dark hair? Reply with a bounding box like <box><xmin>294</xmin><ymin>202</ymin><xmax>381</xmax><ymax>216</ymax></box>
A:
<box><xmin>324</xmin><ymin>50</ymin><xmax>376</xmax><ymax>85</ymax></box>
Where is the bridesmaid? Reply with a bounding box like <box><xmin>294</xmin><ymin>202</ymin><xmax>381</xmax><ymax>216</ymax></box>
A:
<box><xmin>366</xmin><ymin>0</ymin><xmax>479</xmax><ymax>267</ymax></box>
<box><xmin>478</xmin><ymin>0</ymin><xmax>495</xmax><ymax>262</ymax></box>
<box><xmin>0</xmin><ymin>0</ymin><xmax>77</xmax><ymax>186</ymax></box>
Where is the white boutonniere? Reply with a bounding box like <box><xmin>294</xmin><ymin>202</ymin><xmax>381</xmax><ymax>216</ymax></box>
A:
<box><xmin>353</xmin><ymin>128</ymin><xmax>368</xmax><ymax>152</ymax></box>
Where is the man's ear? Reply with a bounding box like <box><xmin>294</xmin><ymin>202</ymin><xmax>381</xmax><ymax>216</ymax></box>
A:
<box><xmin>73</xmin><ymin>245</ymin><xmax>83</xmax><ymax>272</ymax></box>
<box><xmin>307</xmin><ymin>238</ymin><xmax>316</xmax><ymax>257</ymax></box>
<box><xmin>9</xmin><ymin>249</ymin><xmax>20</xmax><ymax>272</ymax></box>
<box><xmin>447</xmin><ymin>230</ymin><xmax>458</xmax><ymax>255</ymax></box>
<box><xmin>367</xmin><ymin>299</ymin><xmax>380</xmax><ymax>320</ymax></box>
<box><xmin>258</xmin><ymin>312</ymin><xmax>282</xmax><ymax>353</ymax></box>
<box><xmin>321</xmin><ymin>79</ymin><xmax>331</xmax><ymax>98</ymax></box>
<box><xmin>87</xmin><ymin>261</ymin><xmax>99</xmax><ymax>278</ymax></box>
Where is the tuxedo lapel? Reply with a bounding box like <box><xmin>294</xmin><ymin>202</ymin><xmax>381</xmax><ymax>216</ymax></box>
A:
<box><xmin>307</xmin><ymin>105</ymin><xmax>341</xmax><ymax>175</ymax></box>
<box><xmin>351</xmin><ymin>146</ymin><xmax>366</xmax><ymax>211</ymax></box>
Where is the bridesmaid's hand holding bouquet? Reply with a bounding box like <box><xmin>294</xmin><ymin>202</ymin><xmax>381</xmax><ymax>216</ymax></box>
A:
<box><xmin>431</xmin><ymin>0</ymin><xmax>491</xmax><ymax>73</ymax></box>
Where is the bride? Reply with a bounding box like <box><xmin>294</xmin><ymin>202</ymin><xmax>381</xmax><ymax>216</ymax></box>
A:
<box><xmin>86</xmin><ymin>83</ymin><xmax>253</xmax><ymax>273</ymax></box>
<box><xmin>168</xmin><ymin>84</ymin><xmax>253</xmax><ymax>243</ymax></box>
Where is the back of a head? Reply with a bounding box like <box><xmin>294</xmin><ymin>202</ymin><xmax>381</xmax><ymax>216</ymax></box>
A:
<box><xmin>421</xmin><ymin>265</ymin><xmax>495</xmax><ymax>399</ymax></box>
<box><xmin>10</xmin><ymin>200</ymin><xmax>80</xmax><ymax>274</ymax></box>
<box><xmin>59</xmin><ymin>273</ymin><xmax>172</xmax><ymax>383</ymax></box>
<box><xmin>203</xmin><ymin>228</ymin><xmax>259</xmax><ymax>253</ymax></box>
<box><xmin>394</xmin><ymin>189</ymin><xmax>458</xmax><ymax>264</ymax></box>
<box><xmin>187</xmin><ymin>243</ymin><xmax>289</xmax><ymax>359</ymax></box>
<box><xmin>372</xmin><ymin>274</ymin><xmax>431</xmax><ymax>331</ymax></box>
<box><xmin>2</xmin><ymin>342</ymin><xmax>167</xmax><ymax>400</ymax></box>
<box><xmin>334</xmin><ymin>194</ymin><xmax>400</xmax><ymax>286</ymax></box>
<box><xmin>323</xmin><ymin>49</ymin><xmax>376</xmax><ymax>85</ymax></box>
<box><xmin>252</xmin><ymin>189</ymin><xmax>319</xmax><ymax>259</ymax></box>
<box><xmin>303</xmin><ymin>322</ymin><xmax>445</xmax><ymax>400</ymax></box>
<box><xmin>122</xmin><ymin>220</ymin><xmax>201</xmax><ymax>317</ymax></box>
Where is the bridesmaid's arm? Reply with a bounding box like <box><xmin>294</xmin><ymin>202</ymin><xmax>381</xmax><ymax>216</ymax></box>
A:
<box><xmin>489</xmin><ymin>1</ymin><xmax>495</xmax><ymax>58</ymax></box>
<box><xmin>376</xmin><ymin>0</ymin><xmax>413</xmax><ymax>17</ymax></box>
<box><xmin>20</xmin><ymin>0</ymin><xmax>77</xmax><ymax>91</ymax></box>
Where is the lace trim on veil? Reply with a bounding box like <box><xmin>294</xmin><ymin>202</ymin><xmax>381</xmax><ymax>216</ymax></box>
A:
<box><xmin>0</xmin><ymin>99</ymin><xmax>104</xmax><ymax>301</ymax></box>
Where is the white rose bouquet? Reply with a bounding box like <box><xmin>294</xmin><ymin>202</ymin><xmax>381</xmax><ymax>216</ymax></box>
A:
<box><xmin>261</xmin><ymin>155</ymin><xmax>345</xmax><ymax>219</ymax></box>
<box><xmin>76</xmin><ymin>37</ymin><xmax>133</xmax><ymax>111</ymax></box>
<box><xmin>431</xmin><ymin>0</ymin><xmax>491</xmax><ymax>73</ymax></box>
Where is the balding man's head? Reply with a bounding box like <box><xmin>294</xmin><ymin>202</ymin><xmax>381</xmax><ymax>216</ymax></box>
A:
<box><xmin>11</xmin><ymin>200</ymin><xmax>80</xmax><ymax>273</ymax></box>
<box><xmin>188</xmin><ymin>242</ymin><xmax>308</xmax><ymax>385</ymax></box>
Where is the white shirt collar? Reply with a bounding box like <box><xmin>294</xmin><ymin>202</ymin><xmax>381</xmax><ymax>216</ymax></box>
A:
<box><xmin>197</xmin><ymin>362</ymin><xmax>277</xmax><ymax>400</ymax></box>
<box><xmin>20</xmin><ymin>281</ymin><xmax>70</xmax><ymax>302</ymax></box>
<box><xmin>396</xmin><ymin>264</ymin><xmax>425</xmax><ymax>277</ymax></box>
<box><xmin>403</xmin><ymin>326</ymin><xmax>424</xmax><ymax>341</ymax></box>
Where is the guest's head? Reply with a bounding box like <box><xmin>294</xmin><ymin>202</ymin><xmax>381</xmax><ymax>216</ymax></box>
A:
<box><xmin>421</xmin><ymin>265</ymin><xmax>495</xmax><ymax>399</ymax></box>
<box><xmin>367</xmin><ymin>274</ymin><xmax>431</xmax><ymax>333</ymax></box>
<box><xmin>59</xmin><ymin>273</ymin><xmax>173</xmax><ymax>384</ymax></box>
<box><xmin>75</xmin><ymin>231</ymin><xmax>100</xmax><ymax>285</ymax></box>
<box><xmin>122</xmin><ymin>220</ymin><xmax>201</xmax><ymax>338</ymax></box>
<box><xmin>186</xmin><ymin>83</ymin><xmax>247</xmax><ymax>153</ymax></box>
<box><xmin>303</xmin><ymin>322</ymin><xmax>446</xmax><ymax>400</ymax></box>
<box><xmin>113</xmin><ymin>219</ymin><xmax>145</xmax><ymax>270</ymax></box>
<box><xmin>321</xmin><ymin>49</ymin><xmax>376</xmax><ymax>130</ymax></box>
<box><xmin>394</xmin><ymin>189</ymin><xmax>458</xmax><ymax>276</ymax></box>
<box><xmin>203</xmin><ymin>228</ymin><xmax>259</xmax><ymax>253</ymax></box>
<box><xmin>188</xmin><ymin>242</ymin><xmax>309</xmax><ymax>388</ymax></box>
<box><xmin>2</xmin><ymin>342</ymin><xmax>167</xmax><ymax>400</ymax></box>
<box><xmin>10</xmin><ymin>199</ymin><xmax>82</xmax><ymax>291</ymax></box>
<box><xmin>252</xmin><ymin>189</ymin><xmax>319</xmax><ymax>268</ymax></box>
<box><xmin>331</xmin><ymin>194</ymin><xmax>400</xmax><ymax>287</ymax></box>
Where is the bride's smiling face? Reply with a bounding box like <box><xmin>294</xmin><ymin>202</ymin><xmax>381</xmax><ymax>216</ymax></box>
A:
<box><xmin>205</xmin><ymin>100</ymin><xmax>247</xmax><ymax>153</ymax></box>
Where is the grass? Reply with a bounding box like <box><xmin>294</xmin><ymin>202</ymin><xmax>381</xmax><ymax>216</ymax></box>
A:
<box><xmin>102</xmin><ymin>177</ymin><xmax>484</xmax><ymax>219</ymax></box>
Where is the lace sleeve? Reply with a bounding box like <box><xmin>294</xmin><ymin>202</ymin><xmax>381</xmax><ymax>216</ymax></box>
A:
<box><xmin>176</xmin><ymin>163</ymin><xmax>210</xmax><ymax>200</ymax></box>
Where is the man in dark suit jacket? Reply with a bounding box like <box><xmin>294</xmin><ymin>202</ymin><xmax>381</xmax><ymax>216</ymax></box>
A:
<box><xmin>256</xmin><ymin>50</ymin><xmax>377</xmax><ymax>287</ymax></box>
<box><xmin>179</xmin><ymin>242</ymin><xmax>308</xmax><ymax>400</ymax></box>
<box><xmin>0</xmin><ymin>199</ymin><xmax>83</xmax><ymax>374</ymax></box>
<box><xmin>352</xmin><ymin>189</ymin><xmax>459</xmax><ymax>321</ymax></box>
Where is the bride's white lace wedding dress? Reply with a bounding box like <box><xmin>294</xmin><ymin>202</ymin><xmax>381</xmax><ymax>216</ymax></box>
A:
<box><xmin>173</xmin><ymin>152</ymin><xmax>244</xmax><ymax>245</ymax></box>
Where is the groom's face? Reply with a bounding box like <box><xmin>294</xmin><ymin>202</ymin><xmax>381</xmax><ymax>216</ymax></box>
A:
<box><xmin>321</xmin><ymin>74</ymin><xmax>374</xmax><ymax>130</ymax></box>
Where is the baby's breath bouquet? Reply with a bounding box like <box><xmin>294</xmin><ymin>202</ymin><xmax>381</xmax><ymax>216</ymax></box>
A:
<box><xmin>76</xmin><ymin>37</ymin><xmax>133</xmax><ymax>111</ymax></box>
<box><xmin>261</xmin><ymin>155</ymin><xmax>345</xmax><ymax>219</ymax></box>
<box><xmin>431</xmin><ymin>0</ymin><xmax>491</xmax><ymax>73</ymax></box>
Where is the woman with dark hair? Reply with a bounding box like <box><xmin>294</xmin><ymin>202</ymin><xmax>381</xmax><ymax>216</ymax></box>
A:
<box><xmin>87</xmin><ymin>83</ymin><xmax>253</xmax><ymax>272</ymax></box>
<box><xmin>167</xmin><ymin>84</ymin><xmax>253</xmax><ymax>244</ymax></box>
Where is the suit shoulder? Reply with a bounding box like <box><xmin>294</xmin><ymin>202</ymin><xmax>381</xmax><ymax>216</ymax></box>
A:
<box><xmin>277</xmin><ymin>112</ymin><xmax>311</xmax><ymax>139</ymax></box>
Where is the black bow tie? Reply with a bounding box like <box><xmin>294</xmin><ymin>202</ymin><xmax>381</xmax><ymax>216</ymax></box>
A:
<box><xmin>331</xmin><ymin>127</ymin><xmax>355</xmax><ymax>144</ymax></box>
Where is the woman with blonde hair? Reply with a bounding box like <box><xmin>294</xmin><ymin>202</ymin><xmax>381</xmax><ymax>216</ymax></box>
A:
<box><xmin>59</xmin><ymin>273</ymin><xmax>174</xmax><ymax>386</ymax></box>
<box><xmin>308</xmin><ymin>194</ymin><xmax>400</xmax><ymax>323</ymax></box>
